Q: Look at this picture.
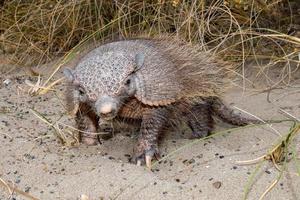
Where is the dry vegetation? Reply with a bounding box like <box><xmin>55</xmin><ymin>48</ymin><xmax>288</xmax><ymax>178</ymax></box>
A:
<box><xmin>1</xmin><ymin>0</ymin><xmax>300</xmax><ymax>76</ymax></box>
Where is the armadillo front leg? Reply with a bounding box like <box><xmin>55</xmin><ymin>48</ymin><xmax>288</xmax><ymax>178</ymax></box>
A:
<box><xmin>76</xmin><ymin>103</ymin><xmax>100</xmax><ymax>145</ymax></box>
<box><xmin>134</xmin><ymin>108</ymin><xmax>169</xmax><ymax>168</ymax></box>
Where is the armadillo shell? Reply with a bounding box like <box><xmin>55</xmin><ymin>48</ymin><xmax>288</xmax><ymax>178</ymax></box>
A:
<box><xmin>74</xmin><ymin>37</ymin><xmax>233</xmax><ymax>107</ymax></box>
<box><xmin>132</xmin><ymin>38</ymin><xmax>233</xmax><ymax>106</ymax></box>
<box><xmin>133</xmin><ymin>40</ymin><xmax>183</xmax><ymax>106</ymax></box>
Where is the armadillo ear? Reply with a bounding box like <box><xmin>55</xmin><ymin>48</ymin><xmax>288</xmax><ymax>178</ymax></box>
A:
<box><xmin>63</xmin><ymin>68</ymin><xmax>75</xmax><ymax>81</ymax></box>
<box><xmin>135</xmin><ymin>53</ymin><xmax>144</xmax><ymax>71</ymax></box>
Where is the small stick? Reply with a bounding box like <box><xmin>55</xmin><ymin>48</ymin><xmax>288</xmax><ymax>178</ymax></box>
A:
<box><xmin>236</xmin><ymin>155</ymin><xmax>266</xmax><ymax>165</ymax></box>
<box><xmin>0</xmin><ymin>178</ymin><xmax>39</xmax><ymax>200</ymax></box>
<box><xmin>0</xmin><ymin>177</ymin><xmax>12</xmax><ymax>196</ymax></box>
<box><xmin>279</xmin><ymin>109</ymin><xmax>300</xmax><ymax>122</ymax></box>
<box><xmin>258</xmin><ymin>179</ymin><xmax>279</xmax><ymax>200</ymax></box>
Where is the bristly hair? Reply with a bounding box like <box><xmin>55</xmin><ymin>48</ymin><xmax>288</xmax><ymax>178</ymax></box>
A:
<box><xmin>142</xmin><ymin>36</ymin><xmax>234</xmax><ymax>98</ymax></box>
<box><xmin>65</xmin><ymin>35</ymin><xmax>234</xmax><ymax>107</ymax></box>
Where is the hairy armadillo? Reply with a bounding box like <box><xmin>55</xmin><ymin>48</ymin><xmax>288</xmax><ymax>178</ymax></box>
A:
<box><xmin>64</xmin><ymin>37</ymin><xmax>260</xmax><ymax>168</ymax></box>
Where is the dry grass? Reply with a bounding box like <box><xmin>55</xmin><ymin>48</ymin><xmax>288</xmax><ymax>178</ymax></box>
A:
<box><xmin>0</xmin><ymin>177</ymin><xmax>39</xmax><ymax>200</ymax></box>
<box><xmin>1</xmin><ymin>1</ymin><xmax>299</xmax><ymax>77</ymax></box>
<box><xmin>239</xmin><ymin>121</ymin><xmax>300</xmax><ymax>200</ymax></box>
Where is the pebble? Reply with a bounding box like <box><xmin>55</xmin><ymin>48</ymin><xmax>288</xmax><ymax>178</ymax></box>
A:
<box><xmin>213</xmin><ymin>181</ymin><xmax>222</xmax><ymax>189</ymax></box>
<box><xmin>183</xmin><ymin>158</ymin><xmax>195</xmax><ymax>165</ymax></box>
<box><xmin>3</xmin><ymin>79</ymin><xmax>12</xmax><ymax>86</ymax></box>
<box><xmin>25</xmin><ymin>186</ymin><xmax>31</xmax><ymax>192</ymax></box>
<box><xmin>265</xmin><ymin>170</ymin><xmax>271</xmax><ymax>174</ymax></box>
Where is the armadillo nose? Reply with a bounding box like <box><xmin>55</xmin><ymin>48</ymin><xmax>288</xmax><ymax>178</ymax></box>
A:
<box><xmin>99</xmin><ymin>103</ymin><xmax>113</xmax><ymax>114</ymax></box>
<box><xmin>98</xmin><ymin>103</ymin><xmax>117</xmax><ymax>119</ymax></box>
<box><xmin>95</xmin><ymin>96</ymin><xmax>118</xmax><ymax>120</ymax></box>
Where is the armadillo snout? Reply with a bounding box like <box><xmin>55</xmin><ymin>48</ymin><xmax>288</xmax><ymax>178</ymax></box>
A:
<box><xmin>99</xmin><ymin>103</ymin><xmax>117</xmax><ymax>118</ymax></box>
<box><xmin>95</xmin><ymin>95</ymin><xmax>118</xmax><ymax>120</ymax></box>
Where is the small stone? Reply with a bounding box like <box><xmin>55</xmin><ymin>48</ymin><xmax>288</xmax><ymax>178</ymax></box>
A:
<box><xmin>183</xmin><ymin>158</ymin><xmax>195</xmax><ymax>165</ymax></box>
<box><xmin>25</xmin><ymin>186</ymin><xmax>31</xmax><ymax>192</ymax></box>
<box><xmin>188</xmin><ymin>158</ymin><xmax>195</xmax><ymax>164</ymax></box>
<box><xmin>213</xmin><ymin>181</ymin><xmax>222</xmax><ymax>189</ymax></box>
<box><xmin>80</xmin><ymin>194</ymin><xmax>89</xmax><ymax>200</ymax></box>
<box><xmin>196</xmin><ymin>154</ymin><xmax>203</xmax><ymax>159</ymax></box>
<box><xmin>3</xmin><ymin>79</ymin><xmax>11</xmax><ymax>86</ymax></box>
<box><xmin>108</xmin><ymin>156</ymin><xmax>115</xmax><ymax>160</ymax></box>
<box><xmin>265</xmin><ymin>170</ymin><xmax>271</xmax><ymax>174</ymax></box>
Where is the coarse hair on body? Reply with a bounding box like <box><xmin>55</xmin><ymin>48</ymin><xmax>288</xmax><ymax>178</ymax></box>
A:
<box><xmin>63</xmin><ymin>35</ymin><xmax>253</xmax><ymax>167</ymax></box>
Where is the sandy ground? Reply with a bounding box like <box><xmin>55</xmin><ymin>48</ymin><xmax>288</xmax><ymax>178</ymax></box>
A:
<box><xmin>0</xmin><ymin>65</ymin><xmax>300</xmax><ymax>200</ymax></box>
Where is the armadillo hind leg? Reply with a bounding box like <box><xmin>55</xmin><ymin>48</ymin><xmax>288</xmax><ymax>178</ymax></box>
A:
<box><xmin>76</xmin><ymin>103</ymin><xmax>100</xmax><ymax>145</ymax></box>
<box><xmin>133</xmin><ymin>108</ymin><xmax>169</xmax><ymax>168</ymax></box>
<box><xmin>186</xmin><ymin>103</ymin><xmax>214</xmax><ymax>138</ymax></box>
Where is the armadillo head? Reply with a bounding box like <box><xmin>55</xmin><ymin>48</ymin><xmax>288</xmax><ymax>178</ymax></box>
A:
<box><xmin>64</xmin><ymin>51</ymin><xmax>144</xmax><ymax>121</ymax></box>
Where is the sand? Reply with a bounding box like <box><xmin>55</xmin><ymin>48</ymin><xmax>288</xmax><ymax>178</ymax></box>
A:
<box><xmin>0</xmin><ymin>65</ymin><xmax>300</xmax><ymax>200</ymax></box>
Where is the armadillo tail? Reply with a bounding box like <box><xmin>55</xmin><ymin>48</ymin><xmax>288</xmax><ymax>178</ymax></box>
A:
<box><xmin>210</xmin><ymin>97</ymin><xmax>261</xmax><ymax>126</ymax></box>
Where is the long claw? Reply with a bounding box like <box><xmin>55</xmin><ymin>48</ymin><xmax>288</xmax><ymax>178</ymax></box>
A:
<box><xmin>145</xmin><ymin>155</ymin><xmax>152</xmax><ymax>169</ymax></box>
<box><xmin>155</xmin><ymin>153</ymin><xmax>161</xmax><ymax>161</ymax></box>
<box><xmin>136</xmin><ymin>160</ymin><xmax>142</xmax><ymax>166</ymax></box>
<box><xmin>70</xmin><ymin>103</ymin><xmax>79</xmax><ymax>116</ymax></box>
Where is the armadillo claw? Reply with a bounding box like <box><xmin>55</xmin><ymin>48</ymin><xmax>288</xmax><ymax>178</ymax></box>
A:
<box><xmin>70</xmin><ymin>103</ymin><xmax>79</xmax><ymax>116</ymax></box>
<box><xmin>135</xmin><ymin>155</ymin><xmax>153</xmax><ymax>169</ymax></box>
<box><xmin>145</xmin><ymin>155</ymin><xmax>152</xmax><ymax>169</ymax></box>
<box><xmin>134</xmin><ymin>148</ymin><xmax>160</xmax><ymax>169</ymax></box>
<box><xmin>136</xmin><ymin>160</ymin><xmax>142</xmax><ymax>166</ymax></box>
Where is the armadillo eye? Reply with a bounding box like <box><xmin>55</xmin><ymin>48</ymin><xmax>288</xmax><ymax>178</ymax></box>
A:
<box><xmin>78</xmin><ymin>87</ymin><xmax>85</xmax><ymax>95</ymax></box>
<box><xmin>125</xmin><ymin>79</ymin><xmax>131</xmax><ymax>86</ymax></box>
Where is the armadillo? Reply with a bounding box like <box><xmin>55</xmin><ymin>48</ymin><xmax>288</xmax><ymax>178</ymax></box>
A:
<box><xmin>64</xmin><ymin>37</ymin><xmax>261</xmax><ymax>168</ymax></box>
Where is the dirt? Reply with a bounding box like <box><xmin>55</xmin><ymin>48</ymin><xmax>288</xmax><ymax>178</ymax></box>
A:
<box><xmin>0</xmin><ymin>65</ymin><xmax>300</xmax><ymax>200</ymax></box>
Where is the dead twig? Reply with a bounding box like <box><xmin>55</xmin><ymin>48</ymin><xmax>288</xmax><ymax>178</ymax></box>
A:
<box><xmin>0</xmin><ymin>178</ymin><xmax>39</xmax><ymax>200</ymax></box>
